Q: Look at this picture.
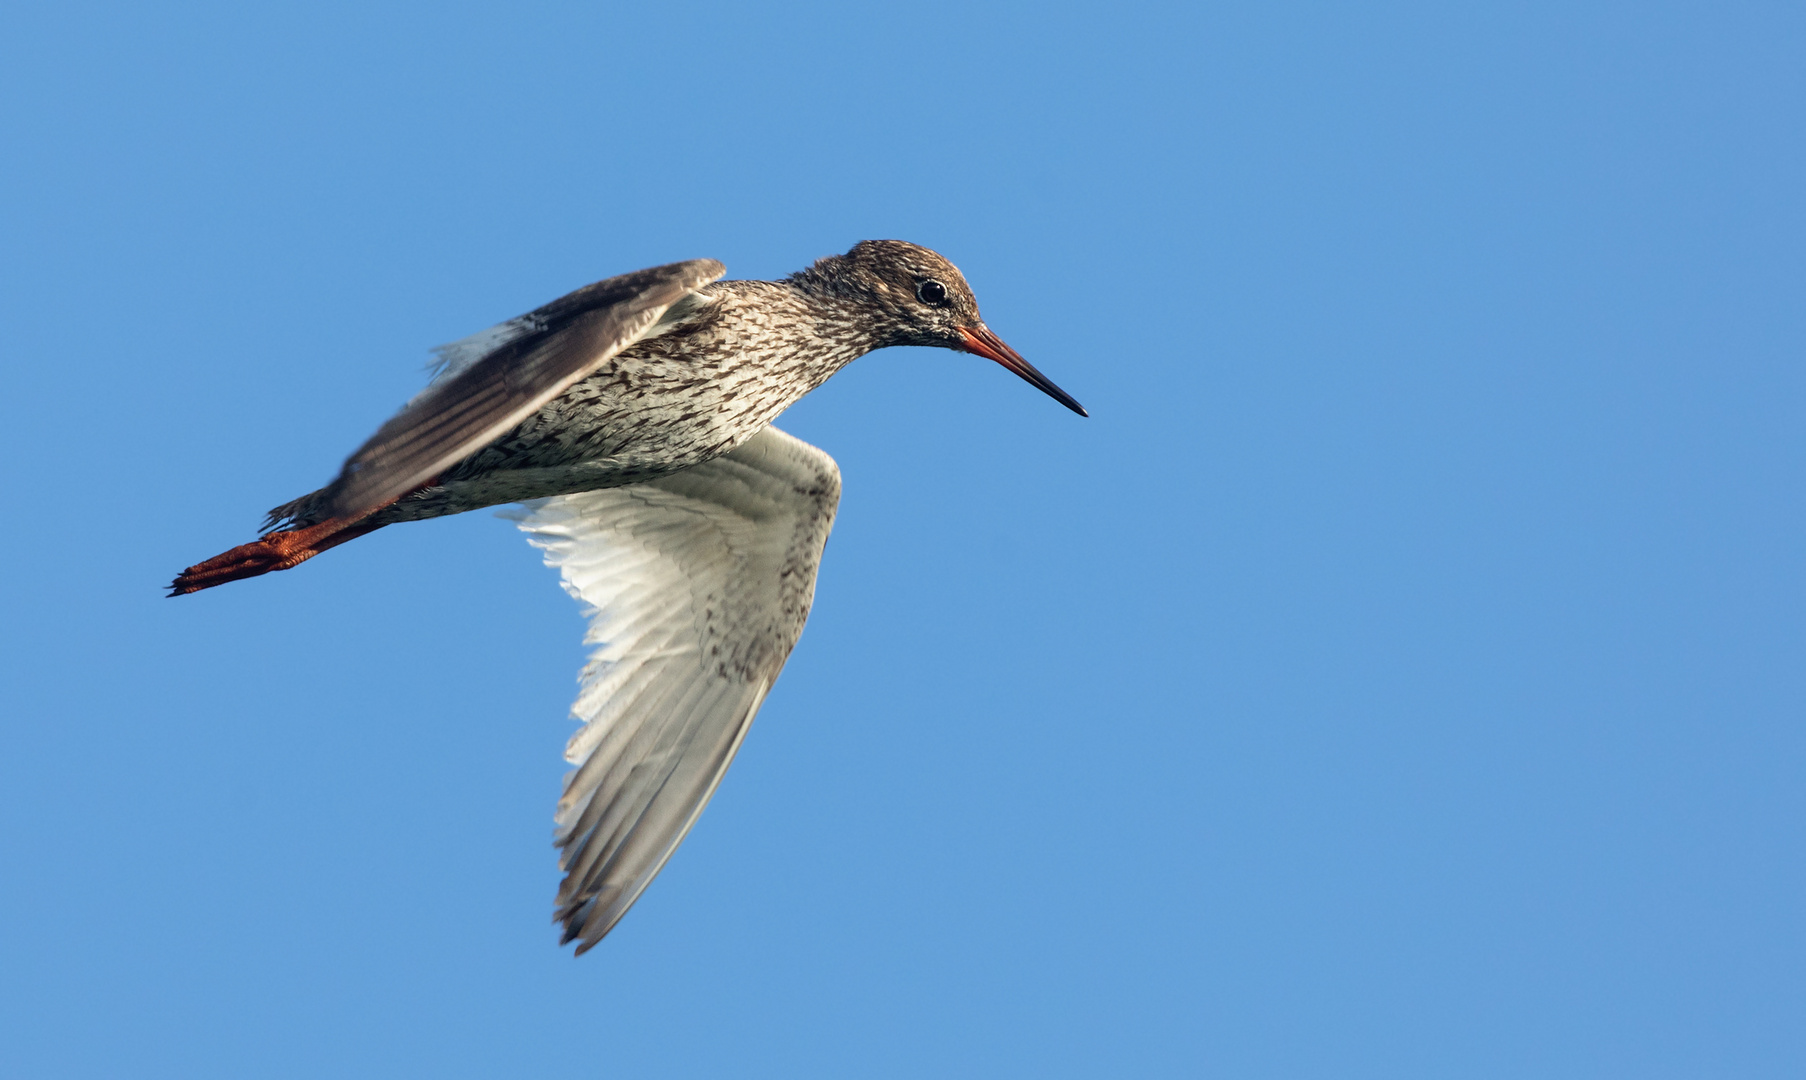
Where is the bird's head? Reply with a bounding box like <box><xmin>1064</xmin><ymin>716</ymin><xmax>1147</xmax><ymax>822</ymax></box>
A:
<box><xmin>789</xmin><ymin>240</ymin><xmax>1088</xmax><ymax>417</ymax></box>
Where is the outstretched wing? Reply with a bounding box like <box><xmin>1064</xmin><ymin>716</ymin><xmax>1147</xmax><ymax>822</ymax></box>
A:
<box><xmin>322</xmin><ymin>258</ymin><xmax>725</xmax><ymax>520</ymax></box>
<box><xmin>504</xmin><ymin>425</ymin><xmax>842</xmax><ymax>953</ymax></box>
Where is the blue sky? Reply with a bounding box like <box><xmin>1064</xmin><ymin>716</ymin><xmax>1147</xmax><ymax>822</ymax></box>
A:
<box><xmin>3</xmin><ymin>2</ymin><xmax>1802</xmax><ymax>1076</ymax></box>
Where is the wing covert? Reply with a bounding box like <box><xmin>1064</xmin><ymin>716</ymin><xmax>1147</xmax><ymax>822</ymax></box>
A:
<box><xmin>504</xmin><ymin>425</ymin><xmax>841</xmax><ymax>953</ymax></box>
<box><xmin>323</xmin><ymin>258</ymin><xmax>725</xmax><ymax>520</ymax></box>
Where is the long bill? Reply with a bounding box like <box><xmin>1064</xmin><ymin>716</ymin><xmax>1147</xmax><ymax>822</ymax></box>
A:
<box><xmin>958</xmin><ymin>325</ymin><xmax>1089</xmax><ymax>417</ymax></box>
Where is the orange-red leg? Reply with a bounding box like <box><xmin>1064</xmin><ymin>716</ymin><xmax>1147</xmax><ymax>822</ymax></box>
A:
<box><xmin>168</xmin><ymin>515</ymin><xmax>386</xmax><ymax>596</ymax></box>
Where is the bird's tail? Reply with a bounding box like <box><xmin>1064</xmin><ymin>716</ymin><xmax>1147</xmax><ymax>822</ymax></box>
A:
<box><xmin>168</xmin><ymin>513</ymin><xmax>386</xmax><ymax>596</ymax></box>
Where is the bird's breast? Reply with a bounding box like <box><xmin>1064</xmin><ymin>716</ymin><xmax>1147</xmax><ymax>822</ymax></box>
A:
<box><xmin>395</xmin><ymin>293</ymin><xmax>866</xmax><ymax>519</ymax></box>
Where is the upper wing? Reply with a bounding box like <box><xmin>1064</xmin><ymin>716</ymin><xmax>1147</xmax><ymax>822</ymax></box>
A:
<box><xmin>321</xmin><ymin>258</ymin><xmax>725</xmax><ymax>521</ymax></box>
<box><xmin>504</xmin><ymin>425</ymin><xmax>842</xmax><ymax>953</ymax></box>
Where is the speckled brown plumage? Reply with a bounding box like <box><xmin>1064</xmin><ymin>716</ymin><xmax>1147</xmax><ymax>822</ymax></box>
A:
<box><xmin>172</xmin><ymin>239</ymin><xmax>1083</xmax><ymax>593</ymax></box>
<box><xmin>166</xmin><ymin>239</ymin><xmax>1087</xmax><ymax>954</ymax></box>
<box><xmin>365</xmin><ymin>278</ymin><xmax>871</xmax><ymax>525</ymax></box>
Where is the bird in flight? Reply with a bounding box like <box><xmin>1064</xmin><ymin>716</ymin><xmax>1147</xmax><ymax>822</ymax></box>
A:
<box><xmin>171</xmin><ymin>240</ymin><xmax>1086</xmax><ymax>953</ymax></box>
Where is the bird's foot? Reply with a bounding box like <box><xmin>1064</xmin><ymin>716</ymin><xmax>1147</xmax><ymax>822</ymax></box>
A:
<box><xmin>168</xmin><ymin>515</ymin><xmax>383</xmax><ymax>596</ymax></box>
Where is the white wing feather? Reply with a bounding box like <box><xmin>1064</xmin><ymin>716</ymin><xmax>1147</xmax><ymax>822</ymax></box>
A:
<box><xmin>504</xmin><ymin>425</ymin><xmax>841</xmax><ymax>952</ymax></box>
<box><xmin>424</xmin><ymin>317</ymin><xmax>538</xmax><ymax>388</ymax></box>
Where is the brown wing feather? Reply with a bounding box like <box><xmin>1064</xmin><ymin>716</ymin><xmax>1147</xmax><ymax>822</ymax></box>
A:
<box><xmin>320</xmin><ymin>258</ymin><xmax>726</xmax><ymax>520</ymax></box>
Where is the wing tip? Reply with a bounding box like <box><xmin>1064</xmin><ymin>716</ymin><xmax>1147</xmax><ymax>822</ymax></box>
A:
<box><xmin>556</xmin><ymin>895</ymin><xmax>617</xmax><ymax>956</ymax></box>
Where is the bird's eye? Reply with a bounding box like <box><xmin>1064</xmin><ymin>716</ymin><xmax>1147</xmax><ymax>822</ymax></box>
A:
<box><xmin>916</xmin><ymin>279</ymin><xmax>948</xmax><ymax>306</ymax></box>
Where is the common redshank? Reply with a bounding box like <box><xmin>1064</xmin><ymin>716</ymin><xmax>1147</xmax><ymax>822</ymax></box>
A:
<box><xmin>171</xmin><ymin>240</ymin><xmax>1086</xmax><ymax>953</ymax></box>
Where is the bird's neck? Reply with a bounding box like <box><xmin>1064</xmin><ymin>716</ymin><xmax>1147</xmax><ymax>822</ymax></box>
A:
<box><xmin>781</xmin><ymin>287</ymin><xmax>887</xmax><ymax>397</ymax></box>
